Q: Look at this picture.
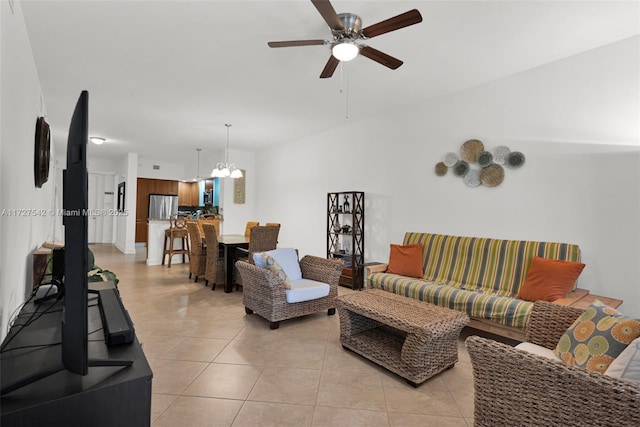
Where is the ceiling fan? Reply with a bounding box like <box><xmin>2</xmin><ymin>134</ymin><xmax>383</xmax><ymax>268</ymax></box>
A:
<box><xmin>267</xmin><ymin>0</ymin><xmax>423</xmax><ymax>78</ymax></box>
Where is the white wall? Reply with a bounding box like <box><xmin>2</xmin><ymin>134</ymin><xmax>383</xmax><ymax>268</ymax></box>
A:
<box><xmin>87</xmin><ymin>155</ymin><xmax>118</xmax><ymax>175</ymax></box>
<box><xmin>115</xmin><ymin>153</ymin><xmax>137</xmax><ymax>254</ymax></box>
<box><xmin>0</xmin><ymin>1</ymin><xmax>57</xmax><ymax>340</ymax></box>
<box><xmin>256</xmin><ymin>36</ymin><xmax>640</xmax><ymax>317</ymax></box>
<box><xmin>137</xmin><ymin>155</ymin><xmax>185</xmax><ymax>181</ymax></box>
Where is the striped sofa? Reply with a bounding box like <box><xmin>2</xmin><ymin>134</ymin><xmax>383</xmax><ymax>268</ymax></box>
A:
<box><xmin>367</xmin><ymin>233</ymin><xmax>582</xmax><ymax>340</ymax></box>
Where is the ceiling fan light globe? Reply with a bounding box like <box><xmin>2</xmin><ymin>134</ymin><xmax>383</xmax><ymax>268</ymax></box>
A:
<box><xmin>332</xmin><ymin>42</ymin><xmax>359</xmax><ymax>61</ymax></box>
<box><xmin>230</xmin><ymin>169</ymin><xmax>243</xmax><ymax>179</ymax></box>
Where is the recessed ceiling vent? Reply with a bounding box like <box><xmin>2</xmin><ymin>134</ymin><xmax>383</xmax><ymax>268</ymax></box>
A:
<box><xmin>153</xmin><ymin>165</ymin><xmax>160</xmax><ymax>170</ymax></box>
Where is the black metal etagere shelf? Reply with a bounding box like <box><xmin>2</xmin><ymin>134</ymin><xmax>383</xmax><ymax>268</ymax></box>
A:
<box><xmin>327</xmin><ymin>191</ymin><xmax>364</xmax><ymax>289</ymax></box>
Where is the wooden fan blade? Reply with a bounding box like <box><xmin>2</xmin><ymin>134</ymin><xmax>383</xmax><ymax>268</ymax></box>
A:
<box><xmin>311</xmin><ymin>0</ymin><xmax>344</xmax><ymax>31</ymax></box>
<box><xmin>359</xmin><ymin>46</ymin><xmax>403</xmax><ymax>70</ymax></box>
<box><xmin>361</xmin><ymin>9</ymin><xmax>423</xmax><ymax>38</ymax></box>
<box><xmin>268</xmin><ymin>40</ymin><xmax>326</xmax><ymax>48</ymax></box>
<box><xmin>320</xmin><ymin>56</ymin><xmax>340</xmax><ymax>79</ymax></box>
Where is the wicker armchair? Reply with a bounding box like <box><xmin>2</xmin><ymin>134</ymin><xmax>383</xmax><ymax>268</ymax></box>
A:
<box><xmin>466</xmin><ymin>301</ymin><xmax>640</xmax><ymax>427</ymax></box>
<box><xmin>235</xmin><ymin>255</ymin><xmax>343</xmax><ymax>329</ymax></box>
<box><xmin>202</xmin><ymin>224</ymin><xmax>225</xmax><ymax>290</ymax></box>
<box><xmin>185</xmin><ymin>221</ymin><xmax>206</xmax><ymax>283</ymax></box>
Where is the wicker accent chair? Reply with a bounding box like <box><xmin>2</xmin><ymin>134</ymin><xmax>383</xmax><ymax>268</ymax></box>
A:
<box><xmin>466</xmin><ymin>301</ymin><xmax>640</xmax><ymax>427</ymax></box>
<box><xmin>235</xmin><ymin>255</ymin><xmax>343</xmax><ymax>329</ymax></box>
<box><xmin>202</xmin><ymin>224</ymin><xmax>225</xmax><ymax>290</ymax></box>
<box><xmin>185</xmin><ymin>221</ymin><xmax>206</xmax><ymax>283</ymax></box>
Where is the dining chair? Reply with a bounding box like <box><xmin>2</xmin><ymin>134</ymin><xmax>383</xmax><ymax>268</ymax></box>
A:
<box><xmin>201</xmin><ymin>213</ymin><xmax>219</xmax><ymax>219</ymax></box>
<box><xmin>185</xmin><ymin>221</ymin><xmax>206</xmax><ymax>282</ymax></box>
<box><xmin>161</xmin><ymin>215</ymin><xmax>190</xmax><ymax>267</ymax></box>
<box><xmin>265</xmin><ymin>223</ymin><xmax>280</xmax><ymax>245</ymax></box>
<box><xmin>244</xmin><ymin>221</ymin><xmax>259</xmax><ymax>237</ymax></box>
<box><xmin>198</xmin><ymin>218</ymin><xmax>221</xmax><ymax>236</ymax></box>
<box><xmin>235</xmin><ymin>225</ymin><xmax>280</xmax><ymax>290</ymax></box>
<box><xmin>202</xmin><ymin>224</ymin><xmax>225</xmax><ymax>290</ymax></box>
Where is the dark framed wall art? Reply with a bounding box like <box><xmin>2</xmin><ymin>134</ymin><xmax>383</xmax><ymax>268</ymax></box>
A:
<box><xmin>34</xmin><ymin>116</ymin><xmax>51</xmax><ymax>188</ymax></box>
<box><xmin>117</xmin><ymin>182</ymin><xmax>126</xmax><ymax>212</ymax></box>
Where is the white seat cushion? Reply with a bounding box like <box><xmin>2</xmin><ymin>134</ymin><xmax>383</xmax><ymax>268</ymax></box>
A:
<box><xmin>515</xmin><ymin>342</ymin><xmax>560</xmax><ymax>361</ymax></box>
<box><xmin>285</xmin><ymin>279</ymin><xmax>330</xmax><ymax>303</ymax></box>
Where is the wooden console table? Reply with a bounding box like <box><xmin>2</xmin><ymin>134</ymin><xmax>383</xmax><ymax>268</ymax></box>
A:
<box><xmin>554</xmin><ymin>288</ymin><xmax>623</xmax><ymax>310</ymax></box>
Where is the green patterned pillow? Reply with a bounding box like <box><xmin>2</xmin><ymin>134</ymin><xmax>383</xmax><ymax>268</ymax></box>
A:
<box><xmin>555</xmin><ymin>301</ymin><xmax>640</xmax><ymax>373</ymax></box>
<box><xmin>261</xmin><ymin>253</ymin><xmax>291</xmax><ymax>289</ymax></box>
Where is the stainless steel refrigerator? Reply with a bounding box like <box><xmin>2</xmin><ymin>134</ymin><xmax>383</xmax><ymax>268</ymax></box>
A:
<box><xmin>148</xmin><ymin>194</ymin><xmax>178</xmax><ymax>219</ymax></box>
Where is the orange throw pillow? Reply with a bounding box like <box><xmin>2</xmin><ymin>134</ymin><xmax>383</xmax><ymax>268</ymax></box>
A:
<box><xmin>387</xmin><ymin>244</ymin><xmax>423</xmax><ymax>278</ymax></box>
<box><xmin>517</xmin><ymin>257</ymin><xmax>586</xmax><ymax>302</ymax></box>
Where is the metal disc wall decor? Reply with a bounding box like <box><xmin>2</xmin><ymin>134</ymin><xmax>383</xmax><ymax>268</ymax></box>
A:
<box><xmin>453</xmin><ymin>160</ymin><xmax>470</xmax><ymax>176</ymax></box>
<box><xmin>493</xmin><ymin>146</ymin><xmax>510</xmax><ymax>164</ymax></box>
<box><xmin>480</xmin><ymin>164</ymin><xmax>505</xmax><ymax>187</ymax></box>
<box><xmin>506</xmin><ymin>151</ymin><xmax>525</xmax><ymax>168</ymax></box>
<box><xmin>477</xmin><ymin>151</ymin><xmax>493</xmax><ymax>168</ymax></box>
<box><xmin>435</xmin><ymin>162</ymin><xmax>448</xmax><ymax>176</ymax></box>
<box><xmin>463</xmin><ymin>168</ymin><xmax>481</xmax><ymax>187</ymax></box>
<box><xmin>434</xmin><ymin>139</ymin><xmax>525</xmax><ymax>187</ymax></box>
<box><xmin>460</xmin><ymin>139</ymin><xmax>484</xmax><ymax>162</ymax></box>
<box><xmin>443</xmin><ymin>152</ymin><xmax>459</xmax><ymax>167</ymax></box>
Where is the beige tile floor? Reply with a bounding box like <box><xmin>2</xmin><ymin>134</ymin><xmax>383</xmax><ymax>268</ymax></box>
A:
<box><xmin>92</xmin><ymin>244</ymin><xmax>498</xmax><ymax>427</ymax></box>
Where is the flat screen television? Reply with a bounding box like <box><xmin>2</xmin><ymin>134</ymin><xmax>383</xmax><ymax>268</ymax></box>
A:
<box><xmin>62</xmin><ymin>91</ymin><xmax>132</xmax><ymax>375</ymax></box>
<box><xmin>61</xmin><ymin>90</ymin><xmax>90</xmax><ymax>375</ymax></box>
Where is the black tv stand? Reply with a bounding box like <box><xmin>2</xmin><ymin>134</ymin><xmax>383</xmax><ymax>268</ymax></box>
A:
<box><xmin>0</xmin><ymin>357</ymin><xmax>133</xmax><ymax>396</ymax></box>
<box><xmin>1</xmin><ymin>290</ymin><xmax>152</xmax><ymax>426</ymax></box>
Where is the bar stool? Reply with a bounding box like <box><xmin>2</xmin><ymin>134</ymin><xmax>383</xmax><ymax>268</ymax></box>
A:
<box><xmin>162</xmin><ymin>216</ymin><xmax>190</xmax><ymax>267</ymax></box>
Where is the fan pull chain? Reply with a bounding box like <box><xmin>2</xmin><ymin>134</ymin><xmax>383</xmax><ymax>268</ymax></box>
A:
<box><xmin>339</xmin><ymin>62</ymin><xmax>349</xmax><ymax>119</ymax></box>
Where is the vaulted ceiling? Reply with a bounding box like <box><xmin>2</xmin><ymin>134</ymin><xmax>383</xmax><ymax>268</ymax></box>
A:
<box><xmin>21</xmin><ymin>1</ymin><xmax>639</xmax><ymax>165</ymax></box>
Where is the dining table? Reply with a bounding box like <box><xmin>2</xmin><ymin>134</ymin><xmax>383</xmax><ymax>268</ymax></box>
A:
<box><xmin>218</xmin><ymin>234</ymin><xmax>250</xmax><ymax>293</ymax></box>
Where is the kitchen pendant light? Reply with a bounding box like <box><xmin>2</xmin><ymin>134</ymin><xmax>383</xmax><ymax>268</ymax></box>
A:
<box><xmin>211</xmin><ymin>124</ymin><xmax>242</xmax><ymax>179</ymax></box>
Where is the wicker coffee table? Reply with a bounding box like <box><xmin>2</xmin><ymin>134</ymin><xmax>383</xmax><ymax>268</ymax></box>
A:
<box><xmin>336</xmin><ymin>289</ymin><xmax>469</xmax><ymax>386</ymax></box>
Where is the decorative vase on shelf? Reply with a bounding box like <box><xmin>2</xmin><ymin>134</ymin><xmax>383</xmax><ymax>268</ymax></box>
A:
<box><xmin>332</xmin><ymin>221</ymin><xmax>341</xmax><ymax>233</ymax></box>
<box><xmin>343</xmin><ymin>196</ymin><xmax>350</xmax><ymax>213</ymax></box>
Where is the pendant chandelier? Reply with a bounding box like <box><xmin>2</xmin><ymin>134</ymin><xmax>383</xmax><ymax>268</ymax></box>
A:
<box><xmin>211</xmin><ymin>124</ymin><xmax>242</xmax><ymax>179</ymax></box>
